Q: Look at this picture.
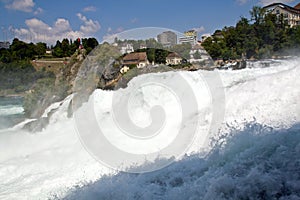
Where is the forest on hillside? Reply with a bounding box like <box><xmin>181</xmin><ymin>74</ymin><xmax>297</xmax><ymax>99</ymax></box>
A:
<box><xmin>202</xmin><ymin>6</ymin><xmax>300</xmax><ymax>60</ymax></box>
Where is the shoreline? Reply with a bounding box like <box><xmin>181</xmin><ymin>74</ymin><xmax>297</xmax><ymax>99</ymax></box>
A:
<box><xmin>0</xmin><ymin>92</ymin><xmax>25</xmax><ymax>98</ymax></box>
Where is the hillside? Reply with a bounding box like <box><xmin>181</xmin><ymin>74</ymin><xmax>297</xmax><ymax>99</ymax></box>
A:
<box><xmin>31</xmin><ymin>58</ymin><xmax>68</xmax><ymax>75</ymax></box>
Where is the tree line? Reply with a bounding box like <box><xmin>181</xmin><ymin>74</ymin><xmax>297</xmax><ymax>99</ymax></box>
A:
<box><xmin>52</xmin><ymin>37</ymin><xmax>98</xmax><ymax>57</ymax></box>
<box><xmin>202</xmin><ymin>6</ymin><xmax>300</xmax><ymax>60</ymax></box>
<box><xmin>0</xmin><ymin>37</ymin><xmax>99</xmax><ymax>63</ymax></box>
<box><xmin>0</xmin><ymin>39</ymin><xmax>47</xmax><ymax>63</ymax></box>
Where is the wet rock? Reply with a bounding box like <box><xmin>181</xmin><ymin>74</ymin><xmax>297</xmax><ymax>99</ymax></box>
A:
<box><xmin>22</xmin><ymin>117</ymin><xmax>49</xmax><ymax>132</ymax></box>
<box><xmin>232</xmin><ymin>60</ymin><xmax>247</xmax><ymax>70</ymax></box>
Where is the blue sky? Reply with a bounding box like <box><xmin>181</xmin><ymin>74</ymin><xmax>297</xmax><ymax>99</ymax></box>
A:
<box><xmin>0</xmin><ymin>0</ymin><xmax>299</xmax><ymax>45</ymax></box>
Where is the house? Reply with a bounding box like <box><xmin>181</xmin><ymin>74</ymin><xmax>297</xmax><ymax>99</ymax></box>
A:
<box><xmin>213</xmin><ymin>30</ymin><xmax>224</xmax><ymax>39</ymax></box>
<box><xmin>263</xmin><ymin>2</ymin><xmax>300</xmax><ymax>27</ymax></box>
<box><xmin>120</xmin><ymin>66</ymin><xmax>130</xmax><ymax>74</ymax></box>
<box><xmin>122</xmin><ymin>52</ymin><xmax>149</xmax><ymax>68</ymax></box>
<box><xmin>166</xmin><ymin>52</ymin><xmax>182</xmax><ymax>65</ymax></box>
<box><xmin>201</xmin><ymin>34</ymin><xmax>211</xmax><ymax>42</ymax></box>
<box><xmin>45</xmin><ymin>49</ymin><xmax>53</xmax><ymax>55</ymax></box>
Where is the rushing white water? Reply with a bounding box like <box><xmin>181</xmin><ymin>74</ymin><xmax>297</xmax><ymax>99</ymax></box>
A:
<box><xmin>0</xmin><ymin>58</ymin><xmax>299</xmax><ymax>199</ymax></box>
<box><xmin>0</xmin><ymin>105</ymin><xmax>23</xmax><ymax>116</ymax></box>
<box><xmin>0</xmin><ymin>97</ymin><xmax>25</xmax><ymax>130</ymax></box>
<box><xmin>63</xmin><ymin>123</ymin><xmax>300</xmax><ymax>200</ymax></box>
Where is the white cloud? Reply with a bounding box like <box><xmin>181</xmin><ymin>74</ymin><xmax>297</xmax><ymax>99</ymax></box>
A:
<box><xmin>12</xmin><ymin>28</ymin><xmax>30</xmax><ymax>36</ymax></box>
<box><xmin>77</xmin><ymin>13</ymin><xmax>101</xmax><ymax>35</ymax></box>
<box><xmin>5</xmin><ymin>0</ymin><xmax>35</xmax><ymax>12</ymax></box>
<box><xmin>192</xmin><ymin>26</ymin><xmax>205</xmax><ymax>33</ymax></box>
<box><xmin>53</xmin><ymin>18</ymin><xmax>72</xmax><ymax>33</ymax></box>
<box><xmin>83</xmin><ymin>6</ymin><xmax>96</xmax><ymax>12</ymax></box>
<box><xmin>25</xmin><ymin>18</ymin><xmax>51</xmax><ymax>33</ymax></box>
<box><xmin>236</xmin><ymin>0</ymin><xmax>296</xmax><ymax>6</ymax></box>
<box><xmin>236</xmin><ymin>0</ymin><xmax>248</xmax><ymax>5</ymax></box>
<box><xmin>33</xmin><ymin>7</ymin><xmax>43</xmax><ymax>15</ymax></box>
<box><xmin>102</xmin><ymin>33</ymin><xmax>118</xmax><ymax>43</ymax></box>
<box><xmin>11</xmin><ymin>14</ymin><xmax>101</xmax><ymax>45</ymax></box>
<box><xmin>259</xmin><ymin>0</ymin><xmax>295</xmax><ymax>6</ymax></box>
<box><xmin>103</xmin><ymin>27</ymin><xmax>124</xmax><ymax>42</ymax></box>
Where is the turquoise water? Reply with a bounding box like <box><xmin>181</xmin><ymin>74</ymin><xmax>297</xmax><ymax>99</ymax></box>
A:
<box><xmin>0</xmin><ymin>96</ymin><xmax>25</xmax><ymax>129</ymax></box>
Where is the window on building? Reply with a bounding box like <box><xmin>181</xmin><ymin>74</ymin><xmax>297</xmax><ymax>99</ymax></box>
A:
<box><xmin>284</xmin><ymin>13</ymin><xmax>289</xmax><ymax>18</ymax></box>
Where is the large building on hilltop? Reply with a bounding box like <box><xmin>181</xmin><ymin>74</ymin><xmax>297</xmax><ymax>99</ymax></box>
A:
<box><xmin>179</xmin><ymin>30</ymin><xmax>197</xmax><ymax>46</ymax></box>
<box><xmin>157</xmin><ymin>31</ymin><xmax>177</xmax><ymax>47</ymax></box>
<box><xmin>263</xmin><ymin>2</ymin><xmax>300</xmax><ymax>27</ymax></box>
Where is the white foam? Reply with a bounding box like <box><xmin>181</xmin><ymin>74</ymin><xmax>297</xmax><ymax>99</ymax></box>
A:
<box><xmin>0</xmin><ymin>105</ymin><xmax>24</xmax><ymax>116</ymax></box>
<box><xmin>0</xmin><ymin>58</ymin><xmax>299</xmax><ymax>199</ymax></box>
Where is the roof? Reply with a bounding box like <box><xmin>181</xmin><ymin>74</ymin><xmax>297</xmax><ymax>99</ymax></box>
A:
<box><xmin>263</xmin><ymin>2</ymin><xmax>300</xmax><ymax>14</ymax></box>
<box><xmin>166</xmin><ymin>52</ymin><xmax>182</xmax><ymax>59</ymax></box>
<box><xmin>122</xmin><ymin>52</ymin><xmax>148</xmax><ymax>64</ymax></box>
<box><xmin>294</xmin><ymin>2</ymin><xmax>300</xmax><ymax>10</ymax></box>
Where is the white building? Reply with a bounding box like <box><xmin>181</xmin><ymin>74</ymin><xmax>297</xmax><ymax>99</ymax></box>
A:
<box><xmin>179</xmin><ymin>30</ymin><xmax>197</xmax><ymax>46</ymax></box>
<box><xmin>120</xmin><ymin>43</ymin><xmax>134</xmax><ymax>55</ymax></box>
<box><xmin>166</xmin><ymin>52</ymin><xmax>182</xmax><ymax>65</ymax></box>
<box><xmin>120</xmin><ymin>66</ymin><xmax>130</xmax><ymax>74</ymax></box>
<box><xmin>201</xmin><ymin>34</ymin><xmax>211</xmax><ymax>42</ymax></box>
<box><xmin>263</xmin><ymin>2</ymin><xmax>300</xmax><ymax>27</ymax></box>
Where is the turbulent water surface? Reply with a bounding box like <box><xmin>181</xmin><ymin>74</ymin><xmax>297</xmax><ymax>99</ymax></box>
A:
<box><xmin>0</xmin><ymin>59</ymin><xmax>299</xmax><ymax>200</ymax></box>
<box><xmin>0</xmin><ymin>96</ymin><xmax>24</xmax><ymax>130</ymax></box>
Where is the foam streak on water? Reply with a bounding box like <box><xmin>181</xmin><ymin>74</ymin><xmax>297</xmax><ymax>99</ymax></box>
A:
<box><xmin>0</xmin><ymin>105</ymin><xmax>24</xmax><ymax>116</ymax></box>
<box><xmin>0</xmin><ymin>97</ymin><xmax>24</xmax><ymax>130</ymax></box>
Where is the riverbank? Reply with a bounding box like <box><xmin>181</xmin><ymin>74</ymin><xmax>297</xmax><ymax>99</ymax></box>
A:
<box><xmin>0</xmin><ymin>89</ymin><xmax>26</xmax><ymax>98</ymax></box>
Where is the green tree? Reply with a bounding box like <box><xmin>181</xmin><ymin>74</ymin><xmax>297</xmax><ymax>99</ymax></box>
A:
<box><xmin>10</xmin><ymin>38</ymin><xmax>35</xmax><ymax>60</ymax></box>
<box><xmin>82</xmin><ymin>37</ymin><xmax>99</xmax><ymax>54</ymax></box>
<box><xmin>154</xmin><ymin>49</ymin><xmax>169</xmax><ymax>64</ymax></box>
<box><xmin>0</xmin><ymin>48</ymin><xmax>12</xmax><ymax>63</ymax></box>
<box><xmin>202</xmin><ymin>5</ymin><xmax>300</xmax><ymax>60</ymax></box>
<box><xmin>170</xmin><ymin>43</ymin><xmax>191</xmax><ymax>59</ymax></box>
<box><xmin>61</xmin><ymin>38</ymin><xmax>70</xmax><ymax>56</ymax></box>
<box><xmin>146</xmin><ymin>38</ymin><xmax>163</xmax><ymax>49</ymax></box>
<box><xmin>53</xmin><ymin>46</ymin><xmax>64</xmax><ymax>57</ymax></box>
<box><xmin>202</xmin><ymin>37</ymin><xmax>221</xmax><ymax>60</ymax></box>
<box><xmin>250</xmin><ymin>6</ymin><xmax>265</xmax><ymax>25</ymax></box>
<box><xmin>146</xmin><ymin>48</ymin><xmax>155</xmax><ymax>63</ymax></box>
<box><xmin>35</xmin><ymin>42</ymin><xmax>47</xmax><ymax>57</ymax></box>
